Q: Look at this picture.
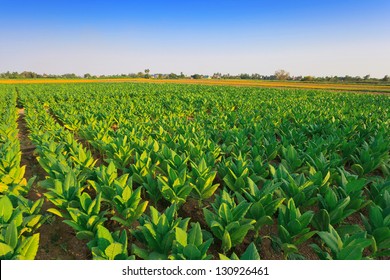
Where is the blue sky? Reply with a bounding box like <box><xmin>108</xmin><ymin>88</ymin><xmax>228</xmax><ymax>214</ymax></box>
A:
<box><xmin>1</xmin><ymin>0</ymin><xmax>389</xmax><ymax>77</ymax></box>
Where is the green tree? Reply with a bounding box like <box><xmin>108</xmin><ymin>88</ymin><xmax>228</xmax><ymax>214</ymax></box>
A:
<box><xmin>275</xmin><ymin>69</ymin><xmax>290</xmax><ymax>80</ymax></box>
<box><xmin>144</xmin><ymin>69</ymin><xmax>150</xmax><ymax>79</ymax></box>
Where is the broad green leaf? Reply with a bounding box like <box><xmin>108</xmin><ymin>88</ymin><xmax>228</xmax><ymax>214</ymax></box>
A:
<box><xmin>188</xmin><ymin>222</ymin><xmax>202</xmax><ymax>247</ymax></box>
<box><xmin>0</xmin><ymin>243</ymin><xmax>14</xmax><ymax>259</ymax></box>
<box><xmin>105</xmin><ymin>242</ymin><xmax>124</xmax><ymax>260</ymax></box>
<box><xmin>18</xmin><ymin>233</ymin><xmax>39</xmax><ymax>260</ymax></box>
<box><xmin>97</xmin><ymin>225</ymin><xmax>114</xmax><ymax>251</ymax></box>
<box><xmin>0</xmin><ymin>195</ymin><xmax>13</xmax><ymax>223</ymax></box>
<box><xmin>222</xmin><ymin>231</ymin><xmax>232</xmax><ymax>252</ymax></box>
<box><xmin>369</xmin><ymin>205</ymin><xmax>383</xmax><ymax>229</ymax></box>
<box><xmin>317</xmin><ymin>227</ymin><xmax>342</xmax><ymax>254</ymax></box>
<box><xmin>183</xmin><ymin>244</ymin><xmax>202</xmax><ymax>260</ymax></box>
<box><xmin>240</xmin><ymin>242</ymin><xmax>260</xmax><ymax>260</ymax></box>
<box><xmin>175</xmin><ymin>227</ymin><xmax>187</xmax><ymax>247</ymax></box>
<box><xmin>5</xmin><ymin>221</ymin><xmax>18</xmax><ymax>249</ymax></box>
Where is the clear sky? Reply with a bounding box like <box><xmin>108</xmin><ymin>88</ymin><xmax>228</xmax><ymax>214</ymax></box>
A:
<box><xmin>1</xmin><ymin>0</ymin><xmax>389</xmax><ymax>77</ymax></box>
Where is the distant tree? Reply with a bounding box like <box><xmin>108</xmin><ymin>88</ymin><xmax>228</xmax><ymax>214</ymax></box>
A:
<box><xmin>62</xmin><ymin>73</ymin><xmax>78</xmax><ymax>79</ymax></box>
<box><xmin>274</xmin><ymin>69</ymin><xmax>290</xmax><ymax>80</ymax></box>
<box><xmin>84</xmin><ymin>73</ymin><xmax>91</xmax><ymax>78</ymax></box>
<box><xmin>302</xmin><ymin>76</ymin><xmax>314</xmax><ymax>81</ymax></box>
<box><xmin>144</xmin><ymin>69</ymin><xmax>150</xmax><ymax>79</ymax></box>
<box><xmin>180</xmin><ymin>72</ymin><xmax>185</xmax><ymax>79</ymax></box>
<box><xmin>251</xmin><ymin>73</ymin><xmax>262</xmax><ymax>80</ymax></box>
<box><xmin>191</xmin><ymin>74</ymin><xmax>202</xmax><ymax>79</ymax></box>
<box><xmin>168</xmin><ymin>73</ymin><xmax>178</xmax><ymax>79</ymax></box>
<box><xmin>344</xmin><ymin>75</ymin><xmax>352</xmax><ymax>82</ymax></box>
<box><xmin>240</xmin><ymin>73</ymin><xmax>251</xmax><ymax>79</ymax></box>
<box><xmin>212</xmin><ymin>72</ymin><xmax>222</xmax><ymax>79</ymax></box>
<box><xmin>363</xmin><ymin>74</ymin><xmax>370</xmax><ymax>80</ymax></box>
<box><xmin>137</xmin><ymin>72</ymin><xmax>144</xmax><ymax>78</ymax></box>
<box><xmin>383</xmin><ymin>75</ymin><xmax>390</xmax><ymax>82</ymax></box>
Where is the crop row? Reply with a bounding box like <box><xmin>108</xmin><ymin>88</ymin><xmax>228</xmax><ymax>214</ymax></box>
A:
<box><xmin>0</xmin><ymin>87</ymin><xmax>45</xmax><ymax>260</ymax></box>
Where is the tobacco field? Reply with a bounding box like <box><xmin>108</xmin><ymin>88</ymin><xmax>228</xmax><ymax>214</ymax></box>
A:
<box><xmin>0</xmin><ymin>82</ymin><xmax>389</xmax><ymax>260</ymax></box>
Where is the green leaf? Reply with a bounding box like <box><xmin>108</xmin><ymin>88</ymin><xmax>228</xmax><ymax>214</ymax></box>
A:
<box><xmin>131</xmin><ymin>244</ymin><xmax>150</xmax><ymax>260</ymax></box>
<box><xmin>183</xmin><ymin>244</ymin><xmax>202</xmax><ymax>260</ymax></box>
<box><xmin>281</xmin><ymin>243</ymin><xmax>298</xmax><ymax>255</ymax></box>
<box><xmin>230</xmin><ymin>223</ymin><xmax>254</xmax><ymax>244</ymax></box>
<box><xmin>317</xmin><ymin>227</ymin><xmax>342</xmax><ymax>254</ymax></box>
<box><xmin>288</xmin><ymin>219</ymin><xmax>302</xmax><ymax>236</ymax></box>
<box><xmin>294</xmin><ymin>231</ymin><xmax>317</xmax><ymax>246</ymax></box>
<box><xmin>175</xmin><ymin>227</ymin><xmax>188</xmax><ymax>247</ymax></box>
<box><xmin>240</xmin><ymin>242</ymin><xmax>260</xmax><ymax>260</ymax></box>
<box><xmin>299</xmin><ymin>211</ymin><xmax>314</xmax><ymax>228</ymax></box>
<box><xmin>5</xmin><ymin>221</ymin><xmax>18</xmax><ymax>249</ymax></box>
<box><xmin>188</xmin><ymin>223</ymin><xmax>202</xmax><ymax>247</ymax></box>
<box><xmin>369</xmin><ymin>205</ymin><xmax>383</xmax><ymax>229</ymax></box>
<box><xmin>373</xmin><ymin>228</ymin><xmax>390</xmax><ymax>249</ymax></box>
<box><xmin>278</xmin><ymin>225</ymin><xmax>291</xmax><ymax>243</ymax></box>
<box><xmin>76</xmin><ymin>231</ymin><xmax>95</xmax><ymax>240</ymax></box>
<box><xmin>96</xmin><ymin>225</ymin><xmax>114</xmax><ymax>251</ymax></box>
<box><xmin>219</xmin><ymin>203</ymin><xmax>233</xmax><ymax>223</ymax></box>
<box><xmin>345</xmin><ymin>179</ymin><xmax>366</xmax><ymax>194</ymax></box>
<box><xmin>222</xmin><ymin>231</ymin><xmax>232</xmax><ymax>253</ymax></box>
<box><xmin>203</xmin><ymin>208</ymin><xmax>216</xmax><ymax>227</ymax></box>
<box><xmin>105</xmin><ymin>242</ymin><xmax>124</xmax><ymax>260</ymax></box>
<box><xmin>218</xmin><ymin>253</ymin><xmax>231</xmax><ymax>260</ymax></box>
<box><xmin>47</xmin><ymin>208</ymin><xmax>64</xmax><ymax>218</ymax></box>
<box><xmin>79</xmin><ymin>192</ymin><xmax>92</xmax><ymax>212</ymax></box>
<box><xmin>351</xmin><ymin>164</ymin><xmax>364</xmax><ymax>176</ymax></box>
<box><xmin>312</xmin><ymin>209</ymin><xmax>330</xmax><ymax>231</ymax></box>
<box><xmin>122</xmin><ymin>186</ymin><xmax>131</xmax><ymax>202</ymax></box>
<box><xmin>321</xmin><ymin>171</ymin><xmax>331</xmax><ymax>186</ymax></box>
<box><xmin>18</xmin><ymin>233</ymin><xmax>39</xmax><ymax>260</ymax></box>
<box><xmin>232</xmin><ymin>201</ymin><xmax>251</xmax><ymax>221</ymax></box>
<box><xmin>337</xmin><ymin>244</ymin><xmax>368</xmax><ymax>260</ymax></box>
<box><xmin>0</xmin><ymin>195</ymin><xmax>13</xmax><ymax>223</ymax></box>
<box><xmin>0</xmin><ymin>243</ymin><xmax>14</xmax><ymax>259</ymax></box>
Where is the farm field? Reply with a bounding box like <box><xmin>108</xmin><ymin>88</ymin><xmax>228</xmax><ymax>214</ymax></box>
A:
<box><xmin>0</xmin><ymin>82</ymin><xmax>389</xmax><ymax>260</ymax></box>
<box><xmin>1</xmin><ymin>78</ymin><xmax>390</xmax><ymax>94</ymax></box>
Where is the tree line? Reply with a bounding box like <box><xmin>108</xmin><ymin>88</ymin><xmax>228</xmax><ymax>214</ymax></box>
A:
<box><xmin>1</xmin><ymin>70</ymin><xmax>389</xmax><ymax>83</ymax></box>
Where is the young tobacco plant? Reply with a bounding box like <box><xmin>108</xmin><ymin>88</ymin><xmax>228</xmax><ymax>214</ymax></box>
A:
<box><xmin>189</xmin><ymin>158</ymin><xmax>220</xmax><ymax>206</ymax></box>
<box><xmin>157</xmin><ymin>165</ymin><xmax>192</xmax><ymax>207</ymax></box>
<box><xmin>311</xmin><ymin>225</ymin><xmax>372</xmax><ymax>260</ymax></box>
<box><xmin>281</xmin><ymin>145</ymin><xmax>304</xmax><ymax>173</ymax></box>
<box><xmin>88</xmin><ymin>162</ymin><xmax>118</xmax><ymax>201</ymax></box>
<box><xmin>361</xmin><ymin>204</ymin><xmax>390</xmax><ymax>257</ymax></box>
<box><xmin>131</xmin><ymin>204</ymin><xmax>190</xmax><ymax>259</ymax></box>
<box><xmin>104</xmin><ymin>135</ymin><xmax>134</xmax><ymax>172</ymax></box>
<box><xmin>41</xmin><ymin>171</ymin><xmax>82</xmax><ymax>217</ymax></box>
<box><xmin>0</xmin><ymin>195</ymin><xmax>44</xmax><ymax>260</ymax></box>
<box><xmin>169</xmin><ymin>222</ymin><xmax>213</xmax><ymax>260</ymax></box>
<box><xmin>271</xmin><ymin>164</ymin><xmax>321</xmax><ymax>208</ymax></box>
<box><xmin>142</xmin><ymin>173</ymin><xmax>162</xmax><ymax>205</ymax></box>
<box><xmin>203</xmin><ymin>189</ymin><xmax>255</xmax><ymax>253</ymax></box>
<box><xmin>63</xmin><ymin>193</ymin><xmax>107</xmax><ymax>241</ymax></box>
<box><xmin>130</xmin><ymin>150</ymin><xmax>157</xmax><ymax>185</ymax></box>
<box><xmin>236</xmin><ymin>178</ymin><xmax>284</xmax><ymax>238</ymax></box>
<box><xmin>90</xmin><ymin>225</ymin><xmax>134</xmax><ymax>260</ymax></box>
<box><xmin>219</xmin><ymin>153</ymin><xmax>251</xmax><ymax>194</ymax></box>
<box><xmin>275</xmin><ymin>198</ymin><xmax>315</xmax><ymax>259</ymax></box>
<box><xmin>110</xmin><ymin>176</ymin><xmax>148</xmax><ymax>227</ymax></box>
